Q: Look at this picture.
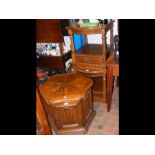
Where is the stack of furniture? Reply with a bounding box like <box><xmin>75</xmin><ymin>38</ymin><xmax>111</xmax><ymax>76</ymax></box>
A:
<box><xmin>36</xmin><ymin>19</ymin><xmax>71</xmax><ymax>72</ymax></box>
<box><xmin>67</xmin><ymin>20</ymin><xmax>115</xmax><ymax>109</ymax></box>
<box><xmin>37</xmin><ymin>20</ymin><xmax>96</xmax><ymax>135</ymax></box>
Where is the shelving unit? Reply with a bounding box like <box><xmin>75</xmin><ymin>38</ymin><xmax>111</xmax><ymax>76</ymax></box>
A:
<box><xmin>67</xmin><ymin>20</ymin><xmax>114</xmax><ymax>103</ymax></box>
<box><xmin>36</xmin><ymin>20</ymin><xmax>71</xmax><ymax>72</ymax></box>
<box><xmin>36</xmin><ymin>43</ymin><xmax>71</xmax><ymax>71</ymax></box>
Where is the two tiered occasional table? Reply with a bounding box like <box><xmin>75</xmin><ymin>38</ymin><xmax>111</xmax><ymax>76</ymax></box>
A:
<box><xmin>67</xmin><ymin>21</ymin><xmax>115</xmax><ymax>110</ymax></box>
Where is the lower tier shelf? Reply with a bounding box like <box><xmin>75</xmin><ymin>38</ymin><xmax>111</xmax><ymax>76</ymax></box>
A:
<box><xmin>77</xmin><ymin>74</ymin><xmax>107</xmax><ymax>103</ymax></box>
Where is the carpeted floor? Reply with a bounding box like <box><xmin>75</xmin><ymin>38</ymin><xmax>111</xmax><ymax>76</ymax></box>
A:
<box><xmin>86</xmin><ymin>85</ymin><xmax>119</xmax><ymax>135</ymax></box>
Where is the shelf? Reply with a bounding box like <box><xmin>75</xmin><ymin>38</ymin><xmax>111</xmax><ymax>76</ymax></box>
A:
<box><xmin>76</xmin><ymin>44</ymin><xmax>112</xmax><ymax>59</ymax></box>
<box><xmin>76</xmin><ymin>44</ymin><xmax>102</xmax><ymax>55</ymax></box>
<box><xmin>67</xmin><ymin>20</ymin><xmax>115</xmax><ymax>103</ymax></box>
<box><xmin>38</xmin><ymin>51</ymin><xmax>70</xmax><ymax>57</ymax></box>
<box><xmin>37</xmin><ymin>51</ymin><xmax>71</xmax><ymax>70</ymax></box>
<box><xmin>67</xmin><ymin>21</ymin><xmax>115</xmax><ymax>35</ymax></box>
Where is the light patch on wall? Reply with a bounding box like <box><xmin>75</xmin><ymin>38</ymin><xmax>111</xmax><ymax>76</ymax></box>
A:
<box><xmin>64</xmin><ymin>36</ymin><xmax>71</xmax><ymax>50</ymax></box>
<box><xmin>87</xmin><ymin>20</ymin><xmax>118</xmax><ymax>44</ymax></box>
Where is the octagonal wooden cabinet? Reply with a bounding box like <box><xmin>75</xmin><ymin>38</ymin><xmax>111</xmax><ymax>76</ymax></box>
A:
<box><xmin>39</xmin><ymin>73</ymin><xmax>96</xmax><ymax>134</ymax></box>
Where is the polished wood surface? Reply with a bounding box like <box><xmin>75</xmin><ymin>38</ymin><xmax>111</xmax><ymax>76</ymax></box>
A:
<box><xmin>36</xmin><ymin>19</ymin><xmax>63</xmax><ymax>43</ymax></box>
<box><xmin>67</xmin><ymin>21</ymin><xmax>114</xmax><ymax>62</ymax></box>
<box><xmin>39</xmin><ymin>73</ymin><xmax>96</xmax><ymax>134</ymax></box>
<box><xmin>36</xmin><ymin>89</ymin><xmax>53</xmax><ymax>135</ymax></box>
<box><xmin>107</xmin><ymin>53</ymin><xmax>119</xmax><ymax>112</ymax></box>
<box><xmin>39</xmin><ymin>72</ymin><xmax>93</xmax><ymax>104</ymax></box>
<box><xmin>76</xmin><ymin>44</ymin><xmax>111</xmax><ymax>57</ymax></box>
<box><xmin>77</xmin><ymin>44</ymin><xmax>103</xmax><ymax>55</ymax></box>
<box><xmin>67</xmin><ymin>21</ymin><xmax>114</xmax><ymax>104</ymax></box>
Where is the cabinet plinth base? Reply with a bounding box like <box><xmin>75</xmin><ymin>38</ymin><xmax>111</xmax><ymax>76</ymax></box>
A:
<box><xmin>53</xmin><ymin>110</ymin><xmax>96</xmax><ymax>135</ymax></box>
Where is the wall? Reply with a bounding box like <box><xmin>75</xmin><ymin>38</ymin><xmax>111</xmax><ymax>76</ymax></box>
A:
<box><xmin>87</xmin><ymin>19</ymin><xmax>118</xmax><ymax>44</ymax></box>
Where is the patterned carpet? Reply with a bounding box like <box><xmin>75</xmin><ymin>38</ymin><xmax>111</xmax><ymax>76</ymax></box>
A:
<box><xmin>86</xmin><ymin>86</ymin><xmax>119</xmax><ymax>135</ymax></box>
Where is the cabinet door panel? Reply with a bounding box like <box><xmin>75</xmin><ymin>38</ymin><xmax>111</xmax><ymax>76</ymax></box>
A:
<box><xmin>51</xmin><ymin>103</ymin><xmax>82</xmax><ymax>129</ymax></box>
<box><xmin>82</xmin><ymin>89</ymin><xmax>93</xmax><ymax>123</ymax></box>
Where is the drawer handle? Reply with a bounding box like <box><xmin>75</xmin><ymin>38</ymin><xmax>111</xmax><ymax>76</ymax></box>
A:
<box><xmin>85</xmin><ymin>69</ymin><xmax>89</xmax><ymax>72</ymax></box>
<box><xmin>64</xmin><ymin>107</ymin><xmax>73</xmax><ymax>110</ymax></box>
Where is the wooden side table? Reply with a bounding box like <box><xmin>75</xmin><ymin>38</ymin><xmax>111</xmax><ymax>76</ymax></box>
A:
<box><xmin>39</xmin><ymin>73</ymin><xmax>96</xmax><ymax>134</ymax></box>
<box><xmin>67</xmin><ymin>21</ymin><xmax>115</xmax><ymax>103</ymax></box>
<box><xmin>107</xmin><ymin>53</ymin><xmax>119</xmax><ymax>112</ymax></box>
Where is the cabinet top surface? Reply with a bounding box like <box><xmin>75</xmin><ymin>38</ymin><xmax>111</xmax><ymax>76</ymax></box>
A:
<box><xmin>76</xmin><ymin>44</ymin><xmax>111</xmax><ymax>58</ymax></box>
<box><xmin>76</xmin><ymin>44</ymin><xmax>103</xmax><ymax>55</ymax></box>
<box><xmin>39</xmin><ymin>73</ymin><xmax>93</xmax><ymax>105</ymax></box>
<box><xmin>67</xmin><ymin>20</ymin><xmax>114</xmax><ymax>34</ymax></box>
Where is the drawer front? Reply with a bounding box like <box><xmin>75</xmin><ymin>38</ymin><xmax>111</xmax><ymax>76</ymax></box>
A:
<box><xmin>93</xmin><ymin>90</ymin><xmax>105</xmax><ymax>98</ymax></box>
<box><xmin>76</xmin><ymin>55</ymin><xmax>102</xmax><ymax>65</ymax></box>
<box><xmin>75</xmin><ymin>63</ymin><xmax>106</xmax><ymax>73</ymax></box>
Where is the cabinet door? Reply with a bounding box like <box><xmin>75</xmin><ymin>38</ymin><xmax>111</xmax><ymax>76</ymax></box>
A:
<box><xmin>36</xmin><ymin>90</ymin><xmax>53</xmax><ymax>135</ymax></box>
<box><xmin>51</xmin><ymin>103</ymin><xmax>82</xmax><ymax>130</ymax></box>
<box><xmin>81</xmin><ymin>89</ymin><xmax>93</xmax><ymax>123</ymax></box>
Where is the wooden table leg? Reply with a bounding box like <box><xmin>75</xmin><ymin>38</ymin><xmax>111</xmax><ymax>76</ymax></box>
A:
<box><xmin>116</xmin><ymin>77</ymin><xmax>119</xmax><ymax>87</ymax></box>
<box><xmin>107</xmin><ymin>64</ymin><xmax>113</xmax><ymax>112</ymax></box>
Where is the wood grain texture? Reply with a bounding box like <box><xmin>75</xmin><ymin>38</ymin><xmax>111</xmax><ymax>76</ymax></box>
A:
<box><xmin>36</xmin><ymin>19</ymin><xmax>63</xmax><ymax>43</ymax></box>
<box><xmin>39</xmin><ymin>73</ymin><xmax>96</xmax><ymax>134</ymax></box>
<box><xmin>36</xmin><ymin>20</ymin><xmax>70</xmax><ymax>71</ymax></box>
<box><xmin>67</xmin><ymin>21</ymin><xmax>114</xmax><ymax>106</ymax></box>
<box><xmin>36</xmin><ymin>89</ymin><xmax>53</xmax><ymax>135</ymax></box>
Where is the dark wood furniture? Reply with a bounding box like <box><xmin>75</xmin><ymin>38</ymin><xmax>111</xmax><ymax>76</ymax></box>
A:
<box><xmin>37</xmin><ymin>19</ymin><xmax>63</xmax><ymax>43</ymax></box>
<box><xmin>39</xmin><ymin>73</ymin><xmax>96</xmax><ymax>134</ymax></box>
<box><xmin>107</xmin><ymin>52</ymin><xmax>119</xmax><ymax>112</ymax></box>
<box><xmin>36</xmin><ymin>89</ymin><xmax>53</xmax><ymax>135</ymax></box>
<box><xmin>36</xmin><ymin>19</ymin><xmax>71</xmax><ymax>71</ymax></box>
<box><xmin>67</xmin><ymin>21</ymin><xmax>114</xmax><ymax>103</ymax></box>
<box><xmin>36</xmin><ymin>46</ymin><xmax>71</xmax><ymax>71</ymax></box>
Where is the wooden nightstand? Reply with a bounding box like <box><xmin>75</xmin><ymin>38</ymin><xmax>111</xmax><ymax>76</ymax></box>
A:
<box><xmin>39</xmin><ymin>73</ymin><xmax>96</xmax><ymax>134</ymax></box>
<box><xmin>67</xmin><ymin>21</ymin><xmax>115</xmax><ymax>104</ymax></box>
